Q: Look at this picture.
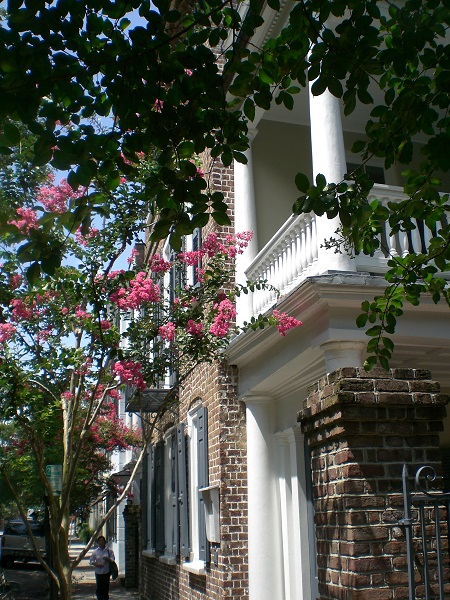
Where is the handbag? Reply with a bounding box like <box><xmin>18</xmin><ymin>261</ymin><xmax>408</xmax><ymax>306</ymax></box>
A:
<box><xmin>107</xmin><ymin>549</ymin><xmax>119</xmax><ymax>580</ymax></box>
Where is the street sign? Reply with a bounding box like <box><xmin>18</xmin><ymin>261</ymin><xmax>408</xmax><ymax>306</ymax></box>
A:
<box><xmin>45</xmin><ymin>464</ymin><xmax>62</xmax><ymax>495</ymax></box>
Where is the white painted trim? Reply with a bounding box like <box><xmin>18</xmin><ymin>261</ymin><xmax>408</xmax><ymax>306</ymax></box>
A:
<box><xmin>182</xmin><ymin>560</ymin><xmax>206</xmax><ymax>576</ymax></box>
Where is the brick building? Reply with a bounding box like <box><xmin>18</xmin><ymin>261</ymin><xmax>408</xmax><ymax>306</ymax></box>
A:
<box><xmin>124</xmin><ymin>2</ymin><xmax>450</xmax><ymax>600</ymax></box>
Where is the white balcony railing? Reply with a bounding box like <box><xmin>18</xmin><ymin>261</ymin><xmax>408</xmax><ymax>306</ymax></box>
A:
<box><xmin>245</xmin><ymin>212</ymin><xmax>318</xmax><ymax>315</ymax></box>
<box><xmin>245</xmin><ymin>184</ymin><xmax>447</xmax><ymax>316</ymax></box>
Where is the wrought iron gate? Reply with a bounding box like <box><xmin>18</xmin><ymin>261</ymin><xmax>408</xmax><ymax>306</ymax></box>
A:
<box><xmin>401</xmin><ymin>464</ymin><xmax>450</xmax><ymax>600</ymax></box>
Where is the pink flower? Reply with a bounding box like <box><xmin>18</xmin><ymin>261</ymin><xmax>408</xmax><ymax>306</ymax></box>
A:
<box><xmin>272</xmin><ymin>310</ymin><xmax>302</xmax><ymax>336</ymax></box>
<box><xmin>107</xmin><ymin>389</ymin><xmax>121</xmax><ymax>399</ymax></box>
<box><xmin>37</xmin><ymin>178</ymin><xmax>83</xmax><ymax>213</ymax></box>
<box><xmin>0</xmin><ymin>323</ymin><xmax>16</xmax><ymax>343</ymax></box>
<box><xmin>186</xmin><ymin>320</ymin><xmax>203</xmax><ymax>337</ymax></box>
<box><xmin>10</xmin><ymin>298</ymin><xmax>35</xmax><ymax>321</ymax></box>
<box><xmin>110</xmin><ymin>272</ymin><xmax>160</xmax><ymax>309</ymax></box>
<box><xmin>75</xmin><ymin>227</ymin><xmax>100</xmax><ymax>246</ymax></box>
<box><xmin>99</xmin><ymin>320</ymin><xmax>112</xmax><ymax>330</ymax></box>
<box><xmin>153</xmin><ymin>99</ymin><xmax>164</xmax><ymax>113</ymax></box>
<box><xmin>149</xmin><ymin>255</ymin><xmax>171</xmax><ymax>273</ymax></box>
<box><xmin>184</xmin><ymin>69</ymin><xmax>193</xmax><ymax>76</ymax></box>
<box><xmin>9</xmin><ymin>274</ymin><xmax>22</xmax><ymax>290</ymax></box>
<box><xmin>209</xmin><ymin>299</ymin><xmax>236</xmax><ymax>338</ymax></box>
<box><xmin>178</xmin><ymin>250</ymin><xmax>203</xmax><ymax>266</ymax></box>
<box><xmin>113</xmin><ymin>360</ymin><xmax>146</xmax><ymax>390</ymax></box>
<box><xmin>159</xmin><ymin>322</ymin><xmax>176</xmax><ymax>342</ymax></box>
<box><xmin>127</xmin><ymin>248</ymin><xmax>140</xmax><ymax>265</ymax></box>
<box><xmin>8</xmin><ymin>208</ymin><xmax>39</xmax><ymax>234</ymax></box>
<box><xmin>61</xmin><ymin>391</ymin><xmax>74</xmax><ymax>401</ymax></box>
<box><xmin>75</xmin><ymin>306</ymin><xmax>92</xmax><ymax>320</ymax></box>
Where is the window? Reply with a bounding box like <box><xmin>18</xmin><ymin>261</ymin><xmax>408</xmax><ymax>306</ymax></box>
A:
<box><xmin>346</xmin><ymin>162</ymin><xmax>385</xmax><ymax>184</ymax></box>
<box><xmin>163</xmin><ymin>427</ymin><xmax>178</xmax><ymax>559</ymax></box>
<box><xmin>142</xmin><ymin>424</ymin><xmax>189</xmax><ymax>560</ymax></box>
<box><xmin>186</xmin><ymin>405</ymin><xmax>209</xmax><ymax>567</ymax></box>
<box><xmin>142</xmin><ymin>405</ymin><xmax>209</xmax><ymax>572</ymax></box>
<box><xmin>191</xmin><ymin>228</ymin><xmax>202</xmax><ymax>287</ymax></box>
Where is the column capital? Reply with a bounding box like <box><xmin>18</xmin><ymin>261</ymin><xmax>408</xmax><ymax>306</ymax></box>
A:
<box><xmin>241</xmin><ymin>393</ymin><xmax>274</xmax><ymax>407</ymax></box>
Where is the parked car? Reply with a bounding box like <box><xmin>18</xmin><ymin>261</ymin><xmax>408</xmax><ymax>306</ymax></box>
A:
<box><xmin>0</xmin><ymin>519</ymin><xmax>46</xmax><ymax>567</ymax></box>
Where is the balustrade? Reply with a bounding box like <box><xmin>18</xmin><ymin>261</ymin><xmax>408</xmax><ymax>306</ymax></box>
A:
<box><xmin>245</xmin><ymin>185</ymin><xmax>448</xmax><ymax>317</ymax></box>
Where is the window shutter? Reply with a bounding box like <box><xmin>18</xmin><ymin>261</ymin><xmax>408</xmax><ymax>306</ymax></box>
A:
<box><xmin>148</xmin><ymin>445</ymin><xmax>156</xmax><ymax>552</ymax></box>
<box><xmin>171</xmin><ymin>430</ymin><xmax>179</xmax><ymax>555</ymax></box>
<box><xmin>155</xmin><ymin>441</ymin><xmax>165</xmax><ymax>553</ymax></box>
<box><xmin>141</xmin><ymin>451</ymin><xmax>149</xmax><ymax>549</ymax></box>
<box><xmin>197</xmin><ymin>406</ymin><xmax>209</xmax><ymax>562</ymax></box>
<box><xmin>177</xmin><ymin>423</ymin><xmax>189</xmax><ymax>557</ymax></box>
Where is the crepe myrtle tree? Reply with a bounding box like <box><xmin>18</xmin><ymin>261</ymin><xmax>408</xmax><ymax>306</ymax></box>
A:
<box><xmin>0</xmin><ymin>171</ymin><xmax>301</xmax><ymax>600</ymax></box>
<box><xmin>2</xmin><ymin>0</ymin><xmax>450</xmax><ymax>367</ymax></box>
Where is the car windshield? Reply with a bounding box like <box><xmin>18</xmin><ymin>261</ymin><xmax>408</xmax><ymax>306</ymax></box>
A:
<box><xmin>4</xmin><ymin>521</ymin><xmax>45</xmax><ymax>536</ymax></box>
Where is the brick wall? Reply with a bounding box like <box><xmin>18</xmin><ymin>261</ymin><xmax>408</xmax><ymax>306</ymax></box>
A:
<box><xmin>140</xmin><ymin>159</ymin><xmax>249</xmax><ymax>600</ymax></box>
<box><xmin>298</xmin><ymin>367</ymin><xmax>449</xmax><ymax>600</ymax></box>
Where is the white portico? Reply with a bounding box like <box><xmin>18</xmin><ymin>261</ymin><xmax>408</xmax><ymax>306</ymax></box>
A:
<box><xmin>231</xmin><ymin>42</ymin><xmax>450</xmax><ymax>598</ymax></box>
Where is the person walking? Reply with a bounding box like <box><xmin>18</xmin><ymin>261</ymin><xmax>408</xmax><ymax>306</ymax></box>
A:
<box><xmin>89</xmin><ymin>535</ymin><xmax>115</xmax><ymax>600</ymax></box>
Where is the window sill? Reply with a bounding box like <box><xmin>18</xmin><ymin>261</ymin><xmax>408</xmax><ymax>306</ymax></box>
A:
<box><xmin>182</xmin><ymin>560</ymin><xmax>206</xmax><ymax>576</ymax></box>
<box><xmin>159</xmin><ymin>555</ymin><xmax>177</xmax><ymax>566</ymax></box>
<box><xmin>142</xmin><ymin>549</ymin><xmax>157</xmax><ymax>559</ymax></box>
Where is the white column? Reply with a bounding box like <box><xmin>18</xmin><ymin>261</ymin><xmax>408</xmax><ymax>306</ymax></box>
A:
<box><xmin>243</xmin><ymin>395</ymin><xmax>283</xmax><ymax>600</ymax></box>
<box><xmin>320</xmin><ymin>340</ymin><xmax>366</xmax><ymax>373</ymax></box>
<box><xmin>234</xmin><ymin>130</ymin><xmax>259</xmax><ymax>325</ymax></box>
<box><xmin>309</xmin><ymin>87</ymin><xmax>356</xmax><ymax>273</ymax></box>
<box><xmin>276</xmin><ymin>427</ymin><xmax>316</xmax><ymax>600</ymax></box>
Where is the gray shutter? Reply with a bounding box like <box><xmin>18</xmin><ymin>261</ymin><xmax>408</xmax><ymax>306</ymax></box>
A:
<box><xmin>148</xmin><ymin>445</ymin><xmax>156</xmax><ymax>552</ymax></box>
<box><xmin>155</xmin><ymin>441</ymin><xmax>165</xmax><ymax>553</ymax></box>
<box><xmin>141</xmin><ymin>451</ymin><xmax>149</xmax><ymax>549</ymax></box>
<box><xmin>197</xmin><ymin>406</ymin><xmax>209</xmax><ymax>562</ymax></box>
<box><xmin>171</xmin><ymin>430</ymin><xmax>179</xmax><ymax>555</ymax></box>
<box><xmin>177</xmin><ymin>423</ymin><xmax>189</xmax><ymax>557</ymax></box>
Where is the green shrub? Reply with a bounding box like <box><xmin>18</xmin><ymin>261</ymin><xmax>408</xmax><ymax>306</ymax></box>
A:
<box><xmin>77</xmin><ymin>523</ymin><xmax>94</xmax><ymax>544</ymax></box>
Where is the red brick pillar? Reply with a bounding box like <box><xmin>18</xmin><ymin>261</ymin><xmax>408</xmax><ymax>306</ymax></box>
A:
<box><xmin>298</xmin><ymin>368</ymin><xmax>449</xmax><ymax>600</ymax></box>
<box><xmin>123</xmin><ymin>504</ymin><xmax>141</xmax><ymax>589</ymax></box>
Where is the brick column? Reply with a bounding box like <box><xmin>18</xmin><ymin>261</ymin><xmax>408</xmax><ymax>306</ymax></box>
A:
<box><xmin>123</xmin><ymin>504</ymin><xmax>141</xmax><ymax>590</ymax></box>
<box><xmin>298</xmin><ymin>367</ymin><xmax>449</xmax><ymax>600</ymax></box>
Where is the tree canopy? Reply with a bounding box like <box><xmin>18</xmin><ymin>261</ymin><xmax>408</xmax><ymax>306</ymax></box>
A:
<box><xmin>0</xmin><ymin>0</ymin><xmax>449</xmax><ymax>366</ymax></box>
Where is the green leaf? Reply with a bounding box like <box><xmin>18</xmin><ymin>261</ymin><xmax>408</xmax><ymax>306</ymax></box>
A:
<box><xmin>212</xmin><ymin>212</ymin><xmax>232</xmax><ymax>226</ymax></box>
<box><xmin>26</xmin><ymin>261</ymin><xmax>41</xmax><ymax>284</ymax></box>
<box><xmin>295</xmin><ymin>172</ymin><xmax>309</xmax><ymax>193</ymax></box>
<box><xmin>2</xmin><ymin>122</ymin><xmax>21</xmax><ymax>145</ymax></box>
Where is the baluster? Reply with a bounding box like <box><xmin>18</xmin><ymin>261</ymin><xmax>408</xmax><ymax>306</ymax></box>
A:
<box><xmin>410</xmin><ymin>220</ymin><xmax>422</xmax><ymax>254</ymax></box>
<box><xmin>311</xmin><ymin>215</ymin><xmax>318</xmax><ymax>264</ymax></box>
<box><xmin>305</xmin><ymin>215</ymin><xmax>313</xmax><ymax>267</ymax></box>
<box><xmin>398</xmin><ymin>230</ymin><xmax>409</xmax><ymax>258</ymax></box>
<box><xmin>299</xmin><ymin>218</ymin><xmax>307</xmax><ymax>274</ymax></box>
<box><xmin>293</xmin><ymin>224</ymin><xmax>302</xmax><ymax>283</ymax></box>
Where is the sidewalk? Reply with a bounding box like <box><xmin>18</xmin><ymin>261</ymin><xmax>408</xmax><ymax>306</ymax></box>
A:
<box><xmin>69</xmin><ymin>539</ymin><xmax>139</xmax><ymax>599</ymax></box>
<box><xmin>4</xmin><ymin>538</ymin><xmax>139</xmax><ymax>600</ymax></box>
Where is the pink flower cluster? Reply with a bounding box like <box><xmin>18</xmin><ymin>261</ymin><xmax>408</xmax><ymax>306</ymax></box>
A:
<box><xmin>178</xmin><ymin>231</ymin><xmax>253</xmax><ymax>267</ymax></box>
<box><xmin>186</xmin><ymin>319</ymin><xmax>203</xmax><ymax>337</ymax></box>
<box><xmin>272</xmin><ymin>310</ymin><xmax>302</xmax><ymax>336</ymax></box>
<box><xmin>75</xmin><ymin>306</ymin><xmax>92</xmax><ymax>320</ymax></box>
<box><xmin>37</xmin><ymin>177</ymin><xmax>82</xmax><ymax>213</ymax></box>
<box><xmin>209</xmin><ymin>298</ymin><xmax>236</xmax><ymax>338</ymax></box>
<box><xmin>159</xmin><ymin>322</ymin><xmax>176</xmax><ymax>341</ymax></box>
<box><xmin>110</xmin><ymin>272</ymin><xmax>160</xmax><ymax>309</ymax></box>
<box><xmin>112</xmin><ymin>360</ymin><xmax>146</xmax><ymax>390</ymax></box>
<box><xmin>8</xmin><ymin>208</ymin><xmax>39</xmax><ymax>234</ymax></box>
<box><xmin>75</xmin><ymin>227</ymin><xmax>100</xmax><ymax>247</ymax></box>
<box><xmin>10</xmin><ymin>298</ymin><xmax>36</xmax><ymax>321</ymax></box>
<box><xmin>0</xmin><ymin>323</ymin><xmax>16</xmax><ymax>343</ymax></box>
<box><xmin>178</xmin><ymin>250</ymin><xmax>203</xmax><ymax>266</ymax></box>
<box><xmin>149</xmin><ymin>254</ymin><xmax>171</xmax><ymax>273</ymax></box>
<box><xmin>9</xmin><ymin>274</ymin><xmax>22</xmax><ymax>290</ymax></box>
